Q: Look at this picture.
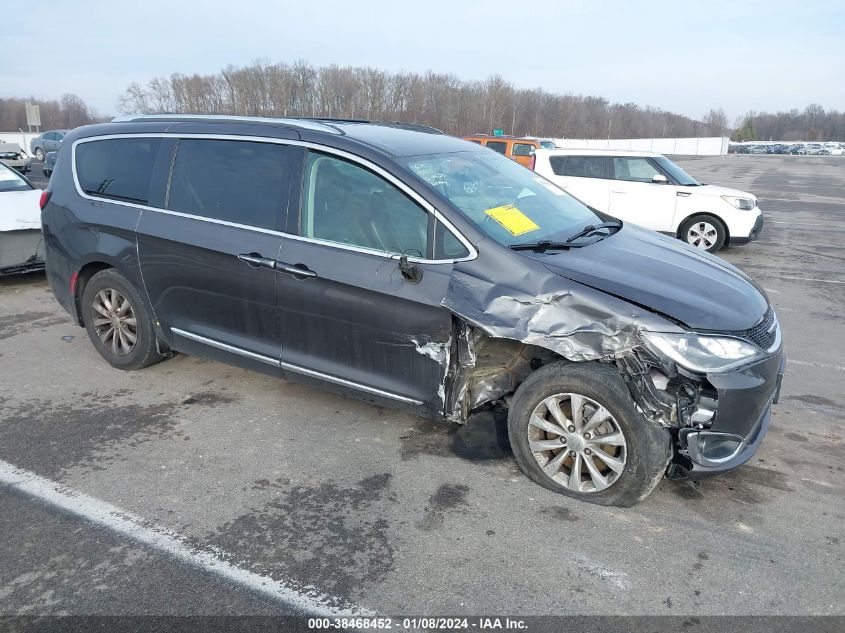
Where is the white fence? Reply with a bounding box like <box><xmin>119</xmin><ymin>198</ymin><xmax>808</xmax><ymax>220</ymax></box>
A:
<box><xmin>551</xmin><ymin>136</ymin><xmax>729</xmax><ymax>156</ymax></box>
<box><xmin>0</xmin><ymin>131</ymin><xmax>41</xmax><ymax>153</ymax></box>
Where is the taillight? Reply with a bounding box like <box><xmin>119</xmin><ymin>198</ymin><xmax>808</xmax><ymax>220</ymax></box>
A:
<box><xmin>39</xmin><ymin>190</ymin><xmax>52</xmax><ymax>210</ymax></box>
<box><xmin>70</xmin><ymin>271</ymin><xmax>79</xmax><ymax>295</ymax></box>
<box><xmin>529</xmin><ymin>154</ymin><xmax>536</xmax><ymax>171</ymax></box>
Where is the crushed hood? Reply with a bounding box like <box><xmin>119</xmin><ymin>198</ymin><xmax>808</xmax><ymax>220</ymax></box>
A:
<box><xmin>537</xmin><ymin>225</ymin><xmax>769</xmax><ymax>332</ymax></box>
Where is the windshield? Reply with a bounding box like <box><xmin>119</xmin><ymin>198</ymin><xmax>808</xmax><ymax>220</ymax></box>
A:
<box><xmin>652</xmin><ymin>156</ymin><xmax>699</xmax><ymax>186</ymax></box>
<box><xmin>404</xmin><ymin>150</ymin><xmax>601</xmax><ymax>246</ymax></box>
<box><xmin>0</xmin><ymin>163</ymin><xmax>32</xmax><ymax>192</ymax></box>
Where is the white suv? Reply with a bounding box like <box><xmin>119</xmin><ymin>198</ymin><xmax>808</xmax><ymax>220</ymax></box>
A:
<box><xmin>533</xmin><ymin>149</ymin><xmax>763</xmax><ymax>252</ymax></box>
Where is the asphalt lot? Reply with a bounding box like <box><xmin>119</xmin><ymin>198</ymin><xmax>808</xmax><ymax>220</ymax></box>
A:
<box><xmin>1</xmin><ymin>156</ymin><xmax>843</xmax><ymax>618</ymax></box>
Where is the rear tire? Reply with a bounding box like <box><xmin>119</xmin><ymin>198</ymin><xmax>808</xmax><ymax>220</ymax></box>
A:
<box><xmin>81</xmin><ymin>269</ymin><xmax>164</xmax><ymax>370</ymax></box>
<box><xmin>680</xmin><ymin>214</ymin><xmax>726</xmax><ymax>252</ymax></box>
<box><xmin>508</xmin><ymin>361</ymin><xmax>671</xmax><ymax>507</ymax></box>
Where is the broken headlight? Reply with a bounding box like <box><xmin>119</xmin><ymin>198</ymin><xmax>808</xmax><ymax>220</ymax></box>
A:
<box><xmin>641</xmin><ymin>331</ymin><xmax>762</xmax><ymax>373</ymax></box>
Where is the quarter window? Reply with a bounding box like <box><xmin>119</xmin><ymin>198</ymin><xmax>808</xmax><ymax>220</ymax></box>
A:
<box><xmin>550</xmin><ymin>156</ymin><xmax>608</xmax><ymax>178</ymax></box>
<box><xmin>612</xmin><ymin>157</ymin><xmax>662</xmax><ymax>183</ymax></box>
<box><xmin>302</xmin><ymin>152</ymin><xmax>430</xmax><ymax>258</ymax></box>
<box><xmin>76</xmin><ymin>137</ymin><xmax>161</xmax><ymax>205</ymax></box>
<box><xmin>167</xmin><ymin>139</ymin><xmax>297</xmax><ymax>230</ymax></box>
<box><xmin>484</xmin><ymin>141</ymin><xmax>508</xmax><ymax>155</ymax></box>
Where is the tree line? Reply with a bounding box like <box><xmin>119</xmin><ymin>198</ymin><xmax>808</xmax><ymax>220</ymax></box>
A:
<box><xmin>117</xmin><ymin>59</ymin><xmax>727</xmax><ymax>139</ymax></box>
<box><xmin>0</xmin><ymin>94</ymin><xmax>101</xmax><ymax>131</ymax></box>
<box><xmin>731</xmin><ymin>105</ymin><xmax>845</xmax><ymax>142</ymax></box>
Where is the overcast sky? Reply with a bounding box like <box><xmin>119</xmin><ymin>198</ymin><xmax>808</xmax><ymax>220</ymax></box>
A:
<box><xmin>4</xmin><ymin>0</ymin><xmax>843</xmax><ymax>122</ymax></box>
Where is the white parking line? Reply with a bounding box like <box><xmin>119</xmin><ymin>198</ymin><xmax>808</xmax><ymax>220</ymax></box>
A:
<box><xmin>770</xmin><ymin>276</ymin><xmax>845</xmax><ymax>285</ymax></box>
<box><xmin>788</xmin><ymin>359</ymin><xmax>845</xmax><ymax>372</ymax></box>
<box><xmin>0</xmin><ymin>459</ymin><xmax>367</xmax><ymax>616</ymax></box>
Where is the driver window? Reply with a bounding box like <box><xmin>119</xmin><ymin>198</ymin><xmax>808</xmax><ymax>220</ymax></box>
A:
<box><xmin>302</xmin><ymin>152</ymin><xmax>430</xmax><ymax>258</ymax></box>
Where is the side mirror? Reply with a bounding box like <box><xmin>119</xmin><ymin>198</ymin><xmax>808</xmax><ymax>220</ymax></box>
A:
<box><xmin>652</xmin><ymin>174</ymin><xmax>668</xmax><ymax>184</ymax></box>
<box><xmin>398</xmin><ymin>255</ymin><xmax>423</xmax><ymax>283</ymax></box>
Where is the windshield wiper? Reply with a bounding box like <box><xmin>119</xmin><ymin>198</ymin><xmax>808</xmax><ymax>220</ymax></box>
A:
<box><xmin>564</xmin><ymin>220</ymin><xmax>622</xmax><ymax>243</ymax></box>
<box><xmin>509</xmin><ymin>240</ymin><xmax>583</xmax><ymax>252</ymax></box>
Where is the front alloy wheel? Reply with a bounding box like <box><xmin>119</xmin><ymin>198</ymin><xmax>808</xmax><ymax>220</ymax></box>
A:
<box><xmin>528</xmin><ymin>393</ymin><xmax>627</xmax><ymax>493</ymax></box>
<box><xmin>508</xmin><ymin>361</ymin><xmax>671</xmax><ymax>506</ymax></box>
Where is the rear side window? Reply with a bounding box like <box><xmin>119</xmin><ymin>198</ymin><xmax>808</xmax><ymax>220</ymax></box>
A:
<box><xmin>76</xmin><ymin>137</ymin><xmax>161</xmax><ymax>205</ymax></box>
<box><xmin>612</xmin><ymin>157</ymin><xmax>661</xmax><ymax>183</ymax></box>
<box><xmin>167</xmin><ymin>139</ymin><xmax>297</xmax><ymax>230</ymax></box>
<box><xmin>550</xmin><ymin>156</ymin><xmax>608</xmax><ymax>179</ymax></box>
<box><xmin>485</xmin><ymin>141</ymin><xmax>508</xmax><ymax>154</ymax></box>
<box><xmin>512</xmin><ymin>143</ymin><xmax>535</xmax><ymax>157</ymax></box>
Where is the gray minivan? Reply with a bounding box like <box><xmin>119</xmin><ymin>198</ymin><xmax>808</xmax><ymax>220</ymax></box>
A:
<box><xmin>41</xmin><ymin>115</ymin><xmax>785</xmax><ymax>506</ymax></box>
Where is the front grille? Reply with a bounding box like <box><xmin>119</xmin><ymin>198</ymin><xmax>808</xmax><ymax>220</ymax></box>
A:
<box><xmin>735</xmin><ymin>308</ymin><xmax>777</xmax><ymax>350</ymax></box>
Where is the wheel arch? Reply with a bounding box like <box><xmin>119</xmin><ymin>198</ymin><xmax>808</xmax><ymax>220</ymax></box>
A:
<box><xmin>676</xmin><ymin>212</ymin><xmax>731</xmax><ymax>246</ymax></box>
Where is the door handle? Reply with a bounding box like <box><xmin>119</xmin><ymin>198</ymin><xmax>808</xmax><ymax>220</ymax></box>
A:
<box><xmin>611</xmin><ymin>190</ymin><xmax>626</xmax><ymax>194</ymax></box>
<box><xmin>238</xmin><ymin>253</ymin><xmax>277</xmax><ymax>269</ymax></box>
<box><xmin>276</xmin><ymin>262</ymin><xmax>317</xmax><ymax>279</ymax></box>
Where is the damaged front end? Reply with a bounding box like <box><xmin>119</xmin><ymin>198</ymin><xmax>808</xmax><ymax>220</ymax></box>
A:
<box><xmin>615</xmin><ymin>339</ymin><xmax>784</xmax><ymax>480</ymax></box>
<box><xmin>421</xmin><ymin>253</ymin><xmax>782</xmax><ymax>483</ymax></box>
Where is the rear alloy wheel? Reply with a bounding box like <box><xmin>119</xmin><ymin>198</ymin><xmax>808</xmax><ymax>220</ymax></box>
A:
<box><xmin>682</xmin><ymin>214</ymin><xmax>726</xmax><ymax>252</ymax></box>
<box><xmin>81</xmin><ymin>269</ymin><xmax>164</xmax><ymax>370</ymax></box>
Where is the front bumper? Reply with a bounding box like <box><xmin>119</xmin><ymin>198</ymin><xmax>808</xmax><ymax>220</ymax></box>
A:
<box><xmin>668</xmin><ymin>348</ymin><xmax>785</xmax><ymax>479</ymax></box>
<box><xmin>731</xmin><ymin>213</ymin><xmax>764</xmax><ymax>245</ymax></box>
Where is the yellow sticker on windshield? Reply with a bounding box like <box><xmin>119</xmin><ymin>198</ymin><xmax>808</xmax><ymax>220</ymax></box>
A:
<box><xmin>484</xmin><ymin>205</ymin><xmax>540</xmax><ymax>236</ymax></box>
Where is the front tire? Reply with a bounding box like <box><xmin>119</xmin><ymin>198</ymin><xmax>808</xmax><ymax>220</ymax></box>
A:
<box><xmin>81</xmin><ymin>269</ymin><xmax>164</xmax><ymax>370</ymax></box>
<box><xmin>681</xmin><ymin>214</ymin><xmax>726</xmax><ymax>252</ymax></box>
<box><xmin>34</xmin><ymin>148</ymin><xmax>45</xmax><ymax>161</ymax></box>
<box><xmin>508</xmin><ymin>361</ymin><xmax>671</xmax><ymax>507</ymax></box>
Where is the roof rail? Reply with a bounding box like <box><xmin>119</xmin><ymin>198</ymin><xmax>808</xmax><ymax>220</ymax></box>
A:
<box><xmin>110</xmin><ymin>113</ymin><xmax>341</xmax><ymax>134</ymax></box>
<box><xmin>298</xmin><ymin>117</ymin><xmax>444</xmax><ymax>135</ymax></box>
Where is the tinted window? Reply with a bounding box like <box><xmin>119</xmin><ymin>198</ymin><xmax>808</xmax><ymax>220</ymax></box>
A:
<box><xmin>302</xmin><ymin>152</ymin><xmax>430</xmax><ymax>257</ymax></box>
<box><xmin>43</xmin><ymin>132</ymin><xmax>55</xmax><ymax>141</ymax></box>
<box><xmin>168</xmin><ymin>139</ymin><xmax>296</xmax><ymax>230</ymax></box>
<box><xmin>550</xmin><ymin>156</ymin><xmax>608</xmax><ymax>178</ymax></box>
<box><xmin>485</xmin><ymin>141</ymin><xmax>508</xmax><ymax>154</ymax></box>
<box><xmin>612</xmin><ymin>157</ymin><xmax>661</xmax><ymax>183</ymax></box>
<box><xmin>512</xmin><ymin>143</ymin><xmax>535</xmax><ymax>157</ymax></box>
<box><xmin>76</xmin><ymin>137</ymin><xmax>161</xmax><ymax>205</ymax></box>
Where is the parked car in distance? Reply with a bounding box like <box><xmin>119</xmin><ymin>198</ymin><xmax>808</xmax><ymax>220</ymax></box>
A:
<box><xmin>533</xmin><ymin>148</ymin><xmax>763</xmax><ymax>253</ymax></box>
<box><xmin>30</xmin><ymin>130</ymin><xmax>69</xmax><ymax>161</ymax></box>
<box><xmin>0</xmin><ymin>141</ymin><xmax>33</xmax><ymax>174</ymax></box>
<box><xmin>747</xmin><ymin>145</ymin><xmax>768</xmax><ymax>154</ymax></box>
<box><xmin>42</xmin><ymin>151</ymin><xmax>58</xmax><ymax>178</ymax></box>
<box><xmin>462</xmin><ymin>134</ymin><xmax>541</xmax><ymax>168</ymax></box>
<box><xmin>0</xmin><ymin>161</ymin><xmax>44</xmax><ymax>274</ymax></box>
<box><xmin>42</xmin><ymin>115</ymin><xmax>784</xmax><ymax>507</ymax></box>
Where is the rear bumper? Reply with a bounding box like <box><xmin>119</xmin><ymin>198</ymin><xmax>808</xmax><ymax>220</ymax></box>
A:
<box><xmin>668</xmin><ymin>349</ymin><xmax>785</xmax><ymax>479</ymax></box>
<box><xmin>731</xmin><ymin>213</ymin><xmax>764</xmax><ymax>245</ymax></box>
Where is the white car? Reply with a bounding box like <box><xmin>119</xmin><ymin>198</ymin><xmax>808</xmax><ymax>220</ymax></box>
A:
<box><xmin>0</xmin><ymin>161</ymin><xmax>44</xmax><ymax>274</ymax></box>
<box><xmin>533</xmin><ymin>149</ymin><xmax>763</xmax><ymax>252</ymax></box>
